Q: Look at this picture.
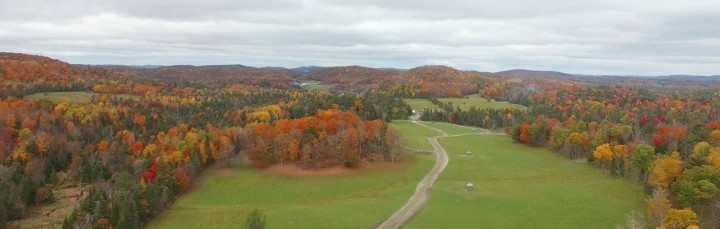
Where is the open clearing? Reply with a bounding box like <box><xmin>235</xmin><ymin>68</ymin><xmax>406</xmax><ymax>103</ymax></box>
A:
<box><xmin>145</xmin><ymin>156</ymin><xmax>433</xmax><ymax>229</ymax></box>
<box><xmin>145</xmin><ymin>121</ymin><xmax>437</xmax><ymax>229</ymax></box>
<box><xmin>405</xmin><ymin>133</ymin><xmax>646</xmax><ymax>229</ymax></box>
<box><xmin>419</xmin><ymin>122</ymin><xmax>481</xmax><ymax>136</ymax></box>
<box><xmin>25</xmin><ymin>91</ymin><xmax>141</xmax><ymax>103</ymax></box>
<box><xmin>391</xmin><ymin>120</ymin><xmax>437</xmax><ymax>151</ymax></box>
<box><xmin>404</xmin><ymin>94</ymin><xmax>524</xmax><ymax>112</ymax></box>
<box><xmin>302</xmin><ymin>80</ymin><xmax>333</xmax><ymax>91</ymax></box>
<box><xmin>438</xmin><ymin>93</ymin><xmax>525</xmax><ymax>110</ymax></box>
<box><xmin>146</xmin><ymin>120</ymin><xmax>645</xmax><ymax>229</ymax></box>
<box><xmin>403</xmin><ymin>99</ymin><xmax>440</xmax><ymax>111</ymax></box>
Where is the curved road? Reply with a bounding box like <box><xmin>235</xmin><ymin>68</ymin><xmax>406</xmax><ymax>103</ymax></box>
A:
<box><xmin>376</xmin><ymin>119</ymin><xmax>449</xmax><ymax>229</ymax></box>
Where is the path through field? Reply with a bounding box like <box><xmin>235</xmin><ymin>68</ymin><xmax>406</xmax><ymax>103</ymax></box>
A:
<box><xmin>376</xmin><ymin>117</ymin><xmax>450</xmax><ymax>229</ymax></box>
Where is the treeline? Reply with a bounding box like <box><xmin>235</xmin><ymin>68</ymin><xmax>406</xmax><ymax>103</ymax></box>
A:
<box><xmin>243</xmin><ymin>108</ymin><xmax>398</xmax><ymax>169</ymax></box>
<box><xmin>419</xmin><ymin>97</ymin><xmax>524</xmax><ymax>131</ymax></box>
<box><xmin>303</xmin><ymin>65</ymin><xmax>486</xmax><ymax>98</ymax></box>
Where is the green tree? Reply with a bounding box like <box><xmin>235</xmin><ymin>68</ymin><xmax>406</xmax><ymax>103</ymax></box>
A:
<box><xmin>631</xmin><ymin>144</ymin><xmax>655</xmax><ymax>181</ymax></box>
<box><xmin>246</xmin><ymin>208</ymin><xmax>266</xmax><ymax>229</ymax></box>
<box><xmin>19</xmin><ymin>177</ymin><xmax>35</xmax><ymax>205</ymax></box>
<box><xmin>671</xmin><ymin>166</ymin><xmax>720</xmax><ymax>207</ymax></box>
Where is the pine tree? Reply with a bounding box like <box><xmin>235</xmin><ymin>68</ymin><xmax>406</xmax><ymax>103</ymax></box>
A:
<box><xmin>61</xmin><ymin>217</ymin><xmax>71</xmax><ymax>229</ymax></box>
<box><xmin>246</xmin><ymin>208</ymin><xmax>266</xmax><ymax>229</ymax></box>
<box><xmin>19</xmin><ymin>177</ymin><xmax>35</xmax><ymax>205</ymax></box>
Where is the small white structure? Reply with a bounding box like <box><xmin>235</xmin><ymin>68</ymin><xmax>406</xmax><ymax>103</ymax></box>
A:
<box><xmin>466</xmin><ymin>183</ymin><xmax>474</xmax><ymax>191</ymax></box>
<box><xmin>466</xmin><ymin>151</ymin><xmax>472</xmax><ymax>157</ymax></box>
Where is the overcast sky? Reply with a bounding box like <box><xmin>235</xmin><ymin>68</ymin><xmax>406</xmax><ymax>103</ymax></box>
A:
<box><xmin>1</xmin><ymin>0</ymin><xmax>718</xmax><ymax>75</ymax></box>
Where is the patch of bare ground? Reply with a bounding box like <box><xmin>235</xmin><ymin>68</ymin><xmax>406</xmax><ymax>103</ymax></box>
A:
<box><xmin>263</xmin><ymin>154</ymin><xmax>416</xmax><ymax>177</ymax></box>
<box><xmin>7</xmin><ymin>184</ymin><xmax>91</xmax><ymax>229</ymax></box>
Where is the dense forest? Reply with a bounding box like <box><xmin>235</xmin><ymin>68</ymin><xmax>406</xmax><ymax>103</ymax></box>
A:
<box><xmin>2</xmin><ymin>52</ymin><xmax>720</xmax><ymax>228</ymax></box>
<box><xmin>0</xmin><ymin>53</ymin><xmax>410</xmax><ymax>228</ymax></box>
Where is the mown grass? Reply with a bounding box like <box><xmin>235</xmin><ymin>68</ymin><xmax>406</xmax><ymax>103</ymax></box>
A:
<box><xmin>406</xmin><ymin>134</ymin><xmax>646</xmax><ymax>229</ymax></box>
<box><xmin>438</xmin><ymin>93</ymin><xmax>525</xmax><ymax>110</ymax></box>
<box><xmin>419</xmin><ymin>121</ymin><xmax>479</xmax><ymax>136</ymax></box>
<box><xmin>24</xmin><ymin>91</ymin><xmax>141</xmax><ymax>103</ymax></box>
<box><xmin>302</xmin><ymin>80</ymin><xmax>333</xmax><ymax>91</ymax></box>
<box><xmin>145</xmin><ymin>121</ymin><xmax>438</xmax><ymax>229</ymax></box>
<box><xmin>403</xmin><ymin>98</ymin><xmax>440</xmax><ymax>111</ymax></box>
<box><xmin>390</xmin><ymin>120</ymin><xmax>437</xmax><ymax>151</ymax></box>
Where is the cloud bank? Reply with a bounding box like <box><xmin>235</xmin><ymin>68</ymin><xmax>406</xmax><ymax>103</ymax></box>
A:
<box><xmin>1</xmin><ymin>0</ymin><xmax>718</xmax><ymax>75</ymax></box>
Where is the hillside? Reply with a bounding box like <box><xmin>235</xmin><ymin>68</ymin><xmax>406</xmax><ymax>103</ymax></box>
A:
<box><xmin>106</xmin><ymin>65</ymin><xmax>294</xmax><ymax>89</ymax></box>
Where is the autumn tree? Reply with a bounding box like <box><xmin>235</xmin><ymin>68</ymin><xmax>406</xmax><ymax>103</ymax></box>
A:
<box><xmin>645</xmin><ymin>189</ymin><xmax>671</xmax><ymax>227</ymax></box>
<box><xmin>648</xmin><ymin>152</ymin><xmax>684</xmax><ymax>189</ymax></box>
<box><xmin>662</xmin><ymin>208</ymin><xmax>699</xmax><ymax>229</ymax></box>
<box><xmin>173</xmin><ymin>167</ymin><xmax>191</xmax><ymax>192</ymax></box>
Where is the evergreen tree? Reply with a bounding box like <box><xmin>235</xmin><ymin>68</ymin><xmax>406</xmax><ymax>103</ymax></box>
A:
<box><xmin>246</xmin><ymin>208</ymin><xmax>266</xmax><ymax>229</ymax></box>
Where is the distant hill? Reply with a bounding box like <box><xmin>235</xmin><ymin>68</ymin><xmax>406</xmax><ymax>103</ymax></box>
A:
<box><xmin>3</xmin><ymin>52</ymin><xmax>720</xmax><ymax>91</ymax></box>
<box><xmin>108</xmin><ymin>64</ymin><xmax>294</xmax><ymax>88</ymax></box>
<box><xmin>494</xmin><ymin>69</ymin><xmax>573</xmax><ymax>78</ymax></box>
<box><xmin>291</xmin><ymin>66</ymin><xmax>323</xmax><ymax>73</ymax></box>
<box><xmin>0</xmin><ymin>52</ymin><xmax>77</xmax><ymax>81</ymax></box>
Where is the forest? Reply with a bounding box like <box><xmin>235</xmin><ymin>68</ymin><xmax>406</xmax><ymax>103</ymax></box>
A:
<box><xmin>2</xmin><ymin>52</ymin><xmax>720</xmax><ymax>228</ymax></box>
<box><xmin>0</xmin><ymin>53</ymin><xmax>410</xmax><ymax>228</ymax></box>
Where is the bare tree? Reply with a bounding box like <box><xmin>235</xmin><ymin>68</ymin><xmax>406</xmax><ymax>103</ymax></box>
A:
<box><xmin>615</xmin><ymin>211</ymin><xmax>647</xmax><ymax>229</ymax></box>
<box><xmin>713</xmin><ymin>195</ymin><xmax>720</xmax><ymax>227</ymax></box>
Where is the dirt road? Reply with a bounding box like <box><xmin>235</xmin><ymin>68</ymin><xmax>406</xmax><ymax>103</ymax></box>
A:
<box><xmin>376</xmin><ymin>120</ymin><xmax>449</xmax><ymax>229</ymax></box>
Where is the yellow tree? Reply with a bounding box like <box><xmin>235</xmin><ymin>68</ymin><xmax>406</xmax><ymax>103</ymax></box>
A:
<box><xmin>707</xmin><ymin>148</ymin><xmax>720</xmax><ymax>169</ymax></box>
<box><xmin>612</xmin><ymin>144</ymin><xmax>630</xmax><ymax>158</ymax></box>
<box><xmin>593</xmin><ymin>143</ymin><xmax>613</xmax><ymax>169</ymax></box>
<box><xmin>645</xmin><ymin>189</ymin><xmax>671</xmax><ymax>227</ymax></box>
<box><xmin>648</xmin><ymin>152</ymin><xmax>684</xmax><ymax>189</ymax></box>
<box><xmin>142</xmin><ymin>144</ymin><xmax>157</xmax><ymax>157</ymax></box>
<box><xmin>662</xmin><ymin>208</ymin><xmax>699</xmax><ymax>229</ymax></box>
<box><xmin>691</xmin><ymin>141</ymin><xmax>712</xmax><ymax>157</ymax></box>
<box><xmin>612</xmin><ymin>144</ymin><xmax>630</xmax><ymax>176</ymax></box>
<box><xmin>712</xmin><ymin>129</ymin><xmax>720</xmax><ymax>143</ymax></box>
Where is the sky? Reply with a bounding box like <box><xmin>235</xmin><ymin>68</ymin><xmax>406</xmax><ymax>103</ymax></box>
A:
<box><xmin>0</xmin><ymin>0</ymin><xmax>718</xmax><ymax>75</ymax></box>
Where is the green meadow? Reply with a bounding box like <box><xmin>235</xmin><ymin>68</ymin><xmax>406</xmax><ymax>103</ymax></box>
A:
<box><xmin>403</xmin><ymin>98</ymin><xmax>441</xmax><ymax>111</ymax></box>
<box><xmin>438</xmin><ymin>93</ymin><xmax>525</xmax><ymax>110</ymax></box>
<box><xmin>146</xmin><ymin>122</ymin><xmax>437</xmax><ymax>229</ymax></box>
<box><xmin>147</xmin><ymin>119</ymin><xmax>645</xmax><ymax>229</ymax></box>
<box><xmin>406</xmin><ymin>134</ymin><xmax>646</xmax><ymax>229</ymax></box>
<box><xmin>302</xmin><ymin>80</ymin><xmax>333</xmax><ymax>91</ymax></box>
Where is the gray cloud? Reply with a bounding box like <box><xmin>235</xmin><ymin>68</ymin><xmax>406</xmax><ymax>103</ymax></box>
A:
<box><xmin>0</xmin><ymin>0</ymin><xmax>718</xmax><ymax>75</ymax></box>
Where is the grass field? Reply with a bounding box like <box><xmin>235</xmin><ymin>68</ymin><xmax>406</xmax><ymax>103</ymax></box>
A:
<box><xmin>146</xmin><ymin>120</ymin><xmax>646</xmax><ymax>229</ymax></box>
<box><xmin>420</xmin><ymin>122</ymin><xmax>479</xmax><ymax>136</ymax></box>
<box><xmin>24</xmin><ymin>91</ymin><xmax>141</xmax><ymax>103</ymax></box>
<box><xmin>145</xmin><ymin>122</ymin><xmax>438</xmax><ymax>229</ymax></box>
<box><xmin>390</xmin><ymin>120</ymin><xmax>437</xmax><ymax>151</ymax></box>
<box><xmin>302</xmin><ymin>80</ymin><xmax>333</xmax><ymax>91</ymax></box>
<box><xmin>405</xmin><ymin>134</ymin><xmax>646</xmax><ymax>229</ymax></box>
<box><xmin>403</xmin><ymin>98</ymin><xmax>440</xmax><ymax>111</ymax></box>
<box><xmin>146</xmin><ymin>157</ymin><xmax>434</xmax><ymax>229</ymax></box>
<box><xmin>438</xmin><ymin>93</ymin><xmax>525</xmax><ymax>110</ymax></box>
